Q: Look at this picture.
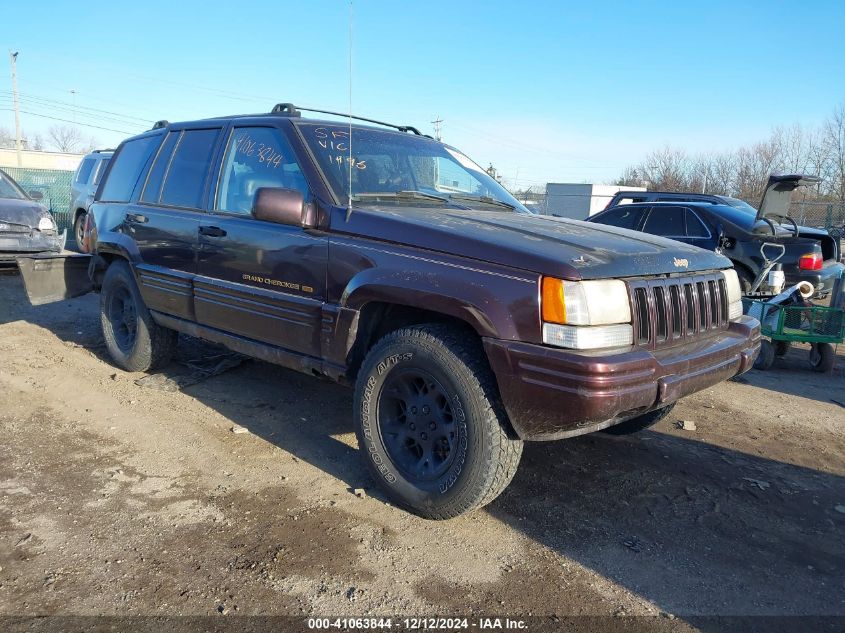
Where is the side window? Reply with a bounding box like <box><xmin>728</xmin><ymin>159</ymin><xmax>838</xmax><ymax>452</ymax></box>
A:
<box><xmin>99</xmin><ymin>136</ymin><xmax>160</xmax><ymax>203</ymax></box>
<box><xmin>642</xmin><ymin>206</ymin><xmax>685</xmax><ymax>237</ymax></box>
<box><xmin>141</xmin><ymin>132</ymin><xmax>180</xmax><ymax>204</ymax></box>
<box><xmin>685</xmin><ymin>209</ymin><xmax>710</xmax><ymax>237</ymax></box>
<box><xmin>216</xmin><ymin>127</ymin><xmax>308</xmax><ymax>215</ymax></box>
<box><xmin>595</xmin><ymin>205</ymin><xmax>644</xmax><ymax>230</ymax></box>
<box><xmin>159</xmin><ymin>129</ymin><xmax>221</xmax><ymax>209</ymax></box>
<box><xmin>92</xmin><ymin>158</ymin><xmax>110</xmax><ymax>185</ymax></box>
<box><xmin>75</xmin><ymin>158</ymin><xmax>96</xmax><ymax>184</ymax></box>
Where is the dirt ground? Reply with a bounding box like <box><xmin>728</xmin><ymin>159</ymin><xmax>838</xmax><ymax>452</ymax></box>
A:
<box><xmin>0</xmin><ymin>269</ymin><xmax>843</xmax><ymax>631</ymax></box>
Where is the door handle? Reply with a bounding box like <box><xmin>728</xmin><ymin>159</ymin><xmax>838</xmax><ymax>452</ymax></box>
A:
<box><xmin>199</xmin><ymin>225</ymin><xmax>227</xmax><ymax>238</ymax></box>
<box><xmin>126</xmin><ymin>213</ymin><xmax>148</xmax><ymax>224</ymax></box>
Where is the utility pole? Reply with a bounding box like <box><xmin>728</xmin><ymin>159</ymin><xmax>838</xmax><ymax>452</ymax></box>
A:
<box><xmin>431</xmin><ymin>117</ymin><xmax>442</xmax><ymax>141</ymax></box>
<box><xmin>9</xmin><ymin>51</ymin><xmax>22</xmax><ymax>167</ymax></box>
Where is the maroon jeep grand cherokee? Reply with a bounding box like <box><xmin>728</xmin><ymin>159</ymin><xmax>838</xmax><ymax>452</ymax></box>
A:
<box><xmin>20</xmin><ymin>104</ymin><xmax>760</xmax><ymax>519</ymax></box>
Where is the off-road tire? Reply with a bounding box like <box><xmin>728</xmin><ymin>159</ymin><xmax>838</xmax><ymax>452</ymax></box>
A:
<box><xmin>353</xmin><ymin>324</ymin><xmax>523</xmax><ymax>520</ymax></box>
<box><xmin>100</xmin><ymin>260</ymin><xmax>176</xmax><ymax>372</ymax></box>
<box><xmin>754</xmin><ymin>339</ymin><xmax>775</xmax><ymax>370</ymax></box>
<box><xmin>73</xmin><ymin>212</ymin><xmax>87</xmax><ymax>251</ymax></box>
<box><xmin>601</xmin><ymin>402</ymin><xmax>676</xmax><ymax>436</ymax></box>
<box><xmin>809</xmin><ymin>343</ymin><xmax>836</xmax><ymax>373</ymax></box>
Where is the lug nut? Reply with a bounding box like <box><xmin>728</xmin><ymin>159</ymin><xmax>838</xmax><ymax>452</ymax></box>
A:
<box><xmin>421</xmin><ymin>432</ymin><xmax>428</xmax><ymax>440</ymax></box>
<box><xmin>429</xmin><ymin>422</ymin><xmax>436</xmax><ymax>430</ymax></box>
<box><xmin>411</xmin><ymin>406</ymin><xmax>418</xmax><ymax>414</ymax></box>
<box><xmin>410</xmin><ymin>423</ymin><xmax>416</xmax><ymax>430</ymax></box>
<box><xmin>422</xmin><ymin>405</ymin><xmax>430</xmax><ymax>414</ymax></box>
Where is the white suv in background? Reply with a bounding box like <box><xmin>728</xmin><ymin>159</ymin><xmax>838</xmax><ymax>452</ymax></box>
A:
<box><xmin>69</xmin><ymin>149</ymin><xmax>112</xmax><ymax>249</ymax></box>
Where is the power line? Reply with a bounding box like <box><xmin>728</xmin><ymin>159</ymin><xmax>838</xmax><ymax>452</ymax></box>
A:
<box><xmin>0</xmin><ymin>90</ymin><xmax>154</xmax><ymax>124</ymax></box>
<box><xmin>0</xmin><ymin>108</ymin><xmax>138</xmax><ymax>135</ymax></box>
<box><xmin>0</xmin><ymin>95</ymin><xmax>150</xmax><ymax>129</ymax></box>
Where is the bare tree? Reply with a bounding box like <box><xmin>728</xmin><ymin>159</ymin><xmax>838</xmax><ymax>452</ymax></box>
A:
<box><xmin>0</xmin><ymin>127</ymin><xmax>13</xmax><ymax>149</ymax></box>
<box><xmin>824</xmin><ymin>103</ymin><xmax>845</xmax><ymax>202</ymax></box>
<box><xmin>47</xmin><ymin>125</ymin><xmax>85</xmax><ymax>153</ymax></box>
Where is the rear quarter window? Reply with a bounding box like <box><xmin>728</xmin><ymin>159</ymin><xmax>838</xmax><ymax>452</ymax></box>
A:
<box><xmin>99</xmin><ymin>136</ymin><xmax>160</xmax><ymax>203</ymax></box>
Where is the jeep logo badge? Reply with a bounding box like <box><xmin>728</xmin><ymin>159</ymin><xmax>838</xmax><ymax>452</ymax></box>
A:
<box><xmin>673</xmin><ymin>257</ymin><xmax>689</xmax><ymax>268</ymax></box>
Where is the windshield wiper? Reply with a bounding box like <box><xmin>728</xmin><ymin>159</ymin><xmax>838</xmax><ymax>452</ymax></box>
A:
<box><xmin>352</xmin><ymin>190</ymin><xmax>450</xmax><ymax>204</ymax></box>
<box><xmin>448</xmin><ymin>193</ymin><xmax>515</xmax><ymax>210</ymax></box>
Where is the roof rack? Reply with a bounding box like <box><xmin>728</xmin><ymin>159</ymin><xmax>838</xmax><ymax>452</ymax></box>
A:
<box><xmin>270</xmin><ymin>103</ymin><xmax>424</xmax><ymax>136</ymax></box>
<box><xmin>151</xmin><ymin>120</ymin><xmax>169</xmax><ymax>130</ymax></box>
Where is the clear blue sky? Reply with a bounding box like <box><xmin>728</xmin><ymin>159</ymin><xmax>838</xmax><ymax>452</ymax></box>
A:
<box><xmin>3</xmin><ymin>0</ymin><xmax>844</xmax><ymax>189</ymax></box>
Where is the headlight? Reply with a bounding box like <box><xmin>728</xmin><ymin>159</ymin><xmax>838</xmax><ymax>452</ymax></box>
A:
<box><xmin>541</xmin><ymin>277</ymin><xmax>633</xmax><ymax>349</ymax></box>
<box><xmin>541</xmin><ymin>278</ymin><xmax>631</xmax><ymax>325</ymax></box>
<box><xmin>37</xmin><ymin>216</ymin><xmax>55</xmax><ymax>231</ymax></box>
<box><xmin>721</xmin><ymin>268</ymin><xmax>743</xmax><ymax>320</ymax></box>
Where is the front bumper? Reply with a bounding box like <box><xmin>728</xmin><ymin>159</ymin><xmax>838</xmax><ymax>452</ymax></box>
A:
<box><xmin>0</xmin><ymin>231</ymin><xmax>63</xmax><ymax>263</ymax></box>
<box><xmin>484</xmin><ymin>316</ymin><xmax>760</xmax><ymax>441</ymax></box>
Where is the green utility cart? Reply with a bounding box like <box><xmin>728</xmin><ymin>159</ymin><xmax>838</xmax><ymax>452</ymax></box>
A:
<box><xmin>744</xmin><ymin>299</ymin><xmax>845</xmax><ymax>372</ymax></box>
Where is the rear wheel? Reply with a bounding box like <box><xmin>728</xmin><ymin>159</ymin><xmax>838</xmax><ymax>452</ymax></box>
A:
<box><xmin>809</xmin><ymin>343</ymin><xmax>836</xmax><ymax>373</ymax></box>
<box><xmin>353</xmin><ymin>324</ymin><xmax>523</xmax><ymax>519</ymax></box>
<box><xmin>73</xmin><ymin>211</ymin><xmax>87</xmax><ymax>251</ymax></box>
<box><xmin>774</xmin><ymin>340</ymin><xmax>791</xmax><ymax>357</ymax></box>
<box><xmin>100</xmin><ymin>261</ymin><xmax>176</xmax><ymax>372</ymax></box>
<box><xmin>601</xmin><ymin>403</ymin><xmax>675</xmax><ymax>436</ymax></box>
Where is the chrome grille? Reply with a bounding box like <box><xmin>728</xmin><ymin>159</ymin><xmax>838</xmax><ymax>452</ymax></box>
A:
<box><xmin>627</xmin><ymin>273</ymin><xmax>729</xmax><ymax>349</ymax></box>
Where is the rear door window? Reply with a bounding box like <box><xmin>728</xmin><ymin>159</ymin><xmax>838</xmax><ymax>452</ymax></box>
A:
<box><xmin>642</xmin><ymin>206</ymin><xmax>685</xmax><ymax>237</ymax></box>
<box><xmin>99</xmin><ymin>136</ymin><xmax>160</xmax><ymax>203</ymax></box>
<box><xmin>159</xmin><ymin>129</ymin><xmax>221</xmax><ymax>209</ymax></box>
<box><xmin>595</xmin><ymin>205</ymin><xmax>645</xmax><ymax>230</ymax></box>
<box><xmin>92</xmin><ymin>158</ymin><xmax>110</xmax><ymax>185</ymax></box>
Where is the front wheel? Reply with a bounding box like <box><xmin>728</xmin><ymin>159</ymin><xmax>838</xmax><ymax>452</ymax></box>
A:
<box><xmin>100</xmin><ymin>261</ymin><xmax>177</xmax><ymax>372</ymax></box>
<box><xmin>754</xmin><ymin>339</ymin><xmax>775</xmax><ymax>370</ymax></box>
<box><xmin>353</xmin><ymin>324</ymin><xmax>523</xmax><ymax>519</ymax></box>
<box><xmin>809</xmin><ymin>343</ymin><xmax>836</xmax><ymax>373</ymax></box>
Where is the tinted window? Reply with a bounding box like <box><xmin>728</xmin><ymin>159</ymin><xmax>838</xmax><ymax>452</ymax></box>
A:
<box><xmin>217</xmin><ymin>127</ymin><xmax>308</xmax><ymax>214</ymax></box>
<box><xmin>99</xmin><ymin>136</ymin><xmax>159</xmax><ymax>203</ymax></box>
<box><xmin>643</xmin><ymin>206</ymin><xmax>685</xmax><ymax>236</ymax></box>
<box><xmin>141</xmin><ymin>132</ymin><xmax>180</xmax><ymax>204</ymax></box>
<box><xmin>92</xmin><ymin>158</ymin><xmax>110</xmax><ymax>185</ymax></box>
<box><xmin>160</xmin><ymin>129</ymin><xmax>220</xmax><ymax>209</ymax></box>
<box><xmin>76</xmin><ymin>158</ymin><xmax>96</xmax><ymax>184</ymax></box>
<box><xmin>615</xmin><ymin>195</ymin><xmax>648</xmax><ymax>205</ymax></box>
<box><xmin>685</xmin><ymin>209</ymin><xmax>710</xmax><ymax>237</ymax></box>
<box><xmin>594</xmin><ymin>205</ymin><xmax>644</xmax><ymax>230</ymax></box>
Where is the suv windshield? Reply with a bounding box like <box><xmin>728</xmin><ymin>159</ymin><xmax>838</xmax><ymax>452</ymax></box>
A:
<box><xmin>0</xmin><ymin>170</ymin><xmax>26</xmax><ymax>200</ymax></box>
<box><xmin>298</xmin><ymin>123</ymin><xmax>528</xmax><ymax>212</ymax></box>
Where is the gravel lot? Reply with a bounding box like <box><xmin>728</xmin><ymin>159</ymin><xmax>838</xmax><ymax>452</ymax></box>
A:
<box><xmin>0</xmin><ymin>269</ymin><xmax>843</xmax><ymax>630</ymax></box>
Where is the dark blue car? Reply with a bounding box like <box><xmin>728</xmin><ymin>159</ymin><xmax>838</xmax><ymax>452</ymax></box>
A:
<box><xmin>590</xmin><ymin>176</ymin><xmax>843</xmax><ymax>297</ymax></box>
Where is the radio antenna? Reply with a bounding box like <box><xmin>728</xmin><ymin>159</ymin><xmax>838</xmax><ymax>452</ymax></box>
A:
<box><xmin>346</xmin><ymin>0</ymin><xmax>354</xmax><ymax>220</ymax></box>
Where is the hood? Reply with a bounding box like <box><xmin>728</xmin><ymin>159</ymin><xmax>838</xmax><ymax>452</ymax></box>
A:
<box><xmin>756</xmin><ymin>174</ymin><xmax>821</xmax><ymax>222</ymax></box>
<box><xmin>0</xmin><ymin>198</ymin><xmax>49</xmax><ymax>228</ymax></box>
<box><xmin>333</xmin><ymin>206</ymin><xmax>730</xmax><ymax>280</ymax></box>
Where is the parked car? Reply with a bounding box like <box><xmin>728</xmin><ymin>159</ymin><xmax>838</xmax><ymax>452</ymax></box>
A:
<box><xmin>70</xmin><ymin>149</ymin><xmax>112</xmax><ymax>249</ymax></box>
<box><xmin>17</xmin><ymin>104</ymin><xmax>760</xmax><ymax>519</ymax></box>
<box><xmin>0</xmin><ymin>168</ymin><xmax>62</xmax><ymax>264</ymax></box>
<box><xmin>593</xmin><ymin>177</ymin><xmax>844</xmax><ymax>297</ymax></box>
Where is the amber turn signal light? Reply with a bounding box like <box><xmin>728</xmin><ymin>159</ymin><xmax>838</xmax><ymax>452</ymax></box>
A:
<box><xmin>541</xmin><ymin>277</ymin><xmax>567</xmax><ymax>324</ymax></box>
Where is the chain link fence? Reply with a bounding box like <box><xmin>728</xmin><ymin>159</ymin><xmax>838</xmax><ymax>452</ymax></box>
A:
<box><xmin>789</xmin><ymin>201</ymin><xmax>845</xmax><ymax>230</ymax></box>
<box><xmin>3</xmin><ymin>167</ymin><xmax>75</xmax><ymax>232</ymax></box>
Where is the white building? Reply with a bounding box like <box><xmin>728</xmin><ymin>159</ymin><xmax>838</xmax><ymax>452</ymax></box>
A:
<box><xmin>544</xmin><ymin>183</ymin><xmax>646</xmax><ymax>219</ymax></box>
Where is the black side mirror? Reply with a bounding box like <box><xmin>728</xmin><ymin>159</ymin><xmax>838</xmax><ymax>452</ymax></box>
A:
<box><xmin>29</xmin><ymin>190</ymin><xmax>44</xmax><ymax>201</ymax></box>
<box><xmin>252</xmin><ymin>188</ymin><xmax>316</xmax><ymax>228</ymax></box>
